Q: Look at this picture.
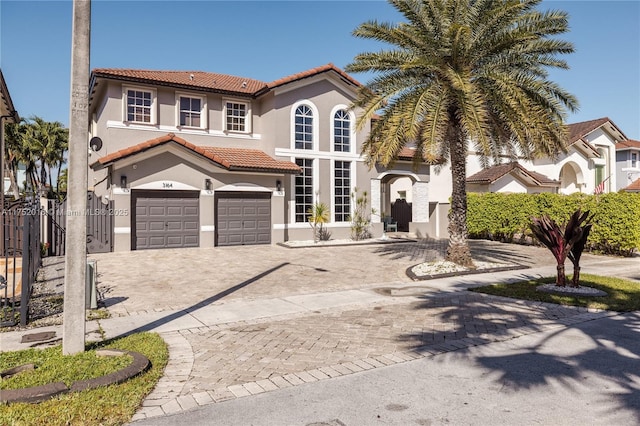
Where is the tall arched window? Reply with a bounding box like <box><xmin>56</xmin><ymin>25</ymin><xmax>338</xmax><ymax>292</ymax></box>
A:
<box><xmin>333</xmin><ymin>109</ymin><xmax>351</xmax><ymax>152</ymax></box>
<box><xmin>295</xmin><ymin>105</ymin><xmax>314</xmax><ymax>150</ymax></box>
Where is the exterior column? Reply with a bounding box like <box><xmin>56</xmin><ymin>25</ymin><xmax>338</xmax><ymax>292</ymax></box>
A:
<box><xmin>370</xmin><ymin>178</ymin><xmax>381</xmax><ymax>223</ymax></box>
<box><xmin>412</xmin><ymin>181</ymin><xmax>429</xmax><ymax>223</ymax></box>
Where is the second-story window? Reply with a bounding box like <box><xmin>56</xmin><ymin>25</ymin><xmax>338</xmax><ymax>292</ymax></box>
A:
<box><xmin>179</xmin><ymin>96</ymin><xmax>201</xmax><ymax>127</ymax></box>
<box><xmin>226</xmin><ymin>101</ymin><xmax>247</xmax><ymax>132</ymax></box>
<box><xmin>126</xmin><ymin>89</ymin><xmax>152</xmax><ymax>123</ymax></box>
<box><xmin>295</xmin><ymin>105</ymin><xmax>314</xmax><ymax>150</ymax></box>
<box><xmin>334</xmin><ymin>109</ymin><xmax>351</xmax><ymax>152</ymax></box>
<box><xmin>632</xmin><ymin>152</ymin><xmax>638</xmax><ymax>168</ymax></box>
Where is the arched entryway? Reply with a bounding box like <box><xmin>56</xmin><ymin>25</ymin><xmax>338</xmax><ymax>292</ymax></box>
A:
<box><xmin>559</xmin><ymin>162</ymin><xmax>584</xmax><ymax>194</ymax></box>
<box><xmin>370</xmin><ymin>170</ymin><xmax>431</xmax><ymax>236</ymax></box>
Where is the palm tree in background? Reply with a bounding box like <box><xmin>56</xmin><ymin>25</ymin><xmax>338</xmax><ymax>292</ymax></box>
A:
<box><xmin>4</xmin><ymin>119</ymin><xmax>28</xmax><ymax>198</ymax></box>
<box><xmin>26</xmin><ymin>116</ymin><xmax>69</xmax><ymax>194</ymax></box>
<box><xmin>346</xmin><ymin>0</ymin><xmax>578</xmax><ymax>266</ymax></box>
<box><xmin>4</xmin><ymin>117</ymin><xmax>69</xmax><ymax>197</ymax></box>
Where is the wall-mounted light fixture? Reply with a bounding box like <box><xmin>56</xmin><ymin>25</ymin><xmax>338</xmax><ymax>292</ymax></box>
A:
<box><xmin>120</xmin><ymin>175</ymin><xmax>127</xmax><ymax>188</ymax></box>
<box><xmin>276</xmin><ymin>180</ymin><xmax>282</xmax><ymax>192</ymax></box>
<box><xmin>205</xmin><ymin>178</ymin><xmax>212</xmax><ymax>191</ymax></box>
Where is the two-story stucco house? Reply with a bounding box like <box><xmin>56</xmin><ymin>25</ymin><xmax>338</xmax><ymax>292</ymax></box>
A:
<box><xmin>87</xmin><ymin>64</ymin><xmax>434</xmax><ymax>251</ymax></box>
<box><xmin>427</xmin><ymin>117</ymin><xmax>625</xmax><ymax>204</ymax></box>
<box><xmin>615</xmin><ymin>139</ymin><xmax>640</xmax><ymax>191</ymax></box>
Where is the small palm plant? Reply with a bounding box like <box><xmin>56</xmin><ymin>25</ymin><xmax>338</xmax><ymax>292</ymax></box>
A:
<box><xmin>307</xmin><ymin>202</ymin><xmax>330</xmax><ymax>243</ymax></box>
<box><xmin>529</xmin><ymin>209</ymin><xmax>593</xmax><ymax>287</ymax></box>
<box><xmin>567</xmin><ymin>213</ymin><xmax>594</xmax><ymax>287</ymax></box>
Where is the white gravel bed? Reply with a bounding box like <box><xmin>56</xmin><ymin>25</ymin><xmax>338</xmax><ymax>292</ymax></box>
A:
<box><xmin>536</xmin><ymin>283</ymin><xmax>608</xmax><ymax>297</ymax></box>
<box><xmin>411</xmin><ymin>260</ymin><xmax>516</xmax><ymax>277</ymax></box>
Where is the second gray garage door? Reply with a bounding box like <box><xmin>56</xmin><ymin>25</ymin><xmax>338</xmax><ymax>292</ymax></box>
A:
<box><xmin>216</xmin><ymin>192</ymin><xmax>271</xmax><ymax>246</ymax></box>
<box><xmin>133</xmin><ymin>190</ymin><xmax>200</xmax><ymax>250</ymax></box>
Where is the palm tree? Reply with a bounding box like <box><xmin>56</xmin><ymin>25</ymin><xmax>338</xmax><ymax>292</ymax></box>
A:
<box><xmin>308</xmin><ymin>202</ymin><xmax>330</xmax><ymax>243</ymax></box>
<box><xmin>25</xmin><ymin>116</ymin><xmax>68</xmax><ymax>194</ymax></box>
<box><xmin>346</xmin><ymin>0</ymin><xmax>578</xmax><ymax>266</ymax></box>
<box><xmin>4</xmin><ymin>119</ymin><xmax>39</xmax><ymax>197</ymax></box>
<box><xmin>4</xmin><ymin>120</ymin><xmax>27</xmax><ymax>199</ymax></box>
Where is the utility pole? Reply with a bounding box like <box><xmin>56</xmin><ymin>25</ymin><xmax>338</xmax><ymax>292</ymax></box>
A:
<box><xmin>63</xmin><ymin>0</ymin><xmax>91</xmax><ymax>355</ymax></box>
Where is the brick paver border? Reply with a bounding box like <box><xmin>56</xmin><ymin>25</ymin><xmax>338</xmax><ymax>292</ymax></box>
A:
<box><xmin>131</xmin><ymin>305</ymin><xmax>612</xmax><ymax>422</ymax></box>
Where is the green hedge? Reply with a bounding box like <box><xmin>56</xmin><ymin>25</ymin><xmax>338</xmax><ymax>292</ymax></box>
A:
<box><xmin>467</xmin><ymin>192</ymin><xmax>640</xmax><ymax>256</ymax></box>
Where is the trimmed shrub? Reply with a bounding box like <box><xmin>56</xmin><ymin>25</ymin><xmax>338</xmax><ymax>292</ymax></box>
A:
<box><xmin>467</xmin><ymin>192</ymin><xmax>640</xmax><ymax>256</ymax></box>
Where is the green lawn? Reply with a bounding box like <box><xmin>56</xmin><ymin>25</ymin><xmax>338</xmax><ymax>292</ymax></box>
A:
<box><xmin>470</xmin><ymin>273</ymin><xmax>640</xmax><ymax>312</ymax></box>
<box><xmin>0</xmin><ymin>332</ymin><xmax>168</xmax><ymax>426</ymax></box>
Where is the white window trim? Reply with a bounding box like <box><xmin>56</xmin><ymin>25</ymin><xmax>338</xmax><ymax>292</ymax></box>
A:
<box><xmin>331</xmin><ymin>159</ymin><xmax>355</xmax><ymax>224</ymax></box>
<box><xmin>290</xmin><ymin>100</ymin><xmax>319</xmax><ymax>152</ymax></box>
<box><xmin>223</xmin><ymin>98</ymin><xmax>252</xmax><ymax>134</ymax></box>
<box><xmin>291</xmin><ymin>157</ymin><xmax>318</xmax><ymax>224</ymax></box>
<box><xmin>123</xmin><ymin>86</ymin><xmax>157</xmax><ymax>125</ymax></box>
<box><xmin>175</xmin><ymin>92</ymin><xmax>207</xmax><ymax>130</ymax></box>
<box><xmin>631</xmin><ymin>152</ymin><xmax>638</xmax><ymax>169</ymax></box>
<box><xmin>330</xmin><ymin>104</ymin><xmax>356</xmax><ymax>154</ymax></box>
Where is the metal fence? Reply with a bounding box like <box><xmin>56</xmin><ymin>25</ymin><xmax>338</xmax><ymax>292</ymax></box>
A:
<box><xmin>45</xmin><ymin>192</ymin><xmax>114</xmax><ymax>256</ymax></box>
<box><xmin>1</xmin><ymin>199</ymin><xmax>42</xmax><ymax>327</ymax></box>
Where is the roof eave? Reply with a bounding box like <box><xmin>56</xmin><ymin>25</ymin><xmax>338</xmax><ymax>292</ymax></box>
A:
<box><xmin>91</xmin><ymin>73</ymin><xmax>260</xmax><ymax>98</ymax></box>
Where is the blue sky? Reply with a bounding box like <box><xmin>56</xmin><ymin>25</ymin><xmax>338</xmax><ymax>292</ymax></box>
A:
<box><xmin>1</xmin><ymin>0</ymin><xmax>639</xmax><ymax>139</ymax></box>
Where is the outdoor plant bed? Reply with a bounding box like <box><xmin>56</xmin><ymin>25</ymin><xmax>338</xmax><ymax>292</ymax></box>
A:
<box><xmin>278</xmin><ymin>236</ymin><xmax>416</xmax><ymax>248</ymax></box>
<box><xmin>0</xmin><ymin>349</ymin><xmax>150</xmax><ymax>404</ymax></box>
<box><xmin>470</xmin><ymin>274</ymin><xmax>640</xmax><ymax>312</ymax></box>
<box><xmin>536</xmin><ymin>283</ymin><xmax>607</xmax><ymax>297</ymax></box>
<box><xmin>406</xmin><ymin>260</ymin><xmax>526</xmax><ymax>281</ymax></box>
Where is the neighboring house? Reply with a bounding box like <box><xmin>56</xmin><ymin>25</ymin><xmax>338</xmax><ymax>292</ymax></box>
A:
<box><xmin>87</xmin><ymin>64</ymin><xmax>434</xmax><ymax>251</ymax></box>
<box><xmin>615</xmin><ymin>139</ymin><xmax>640</xmax><ymax>191</ymax></box>
<box><xmin>424</xmin><ymin>117</ymin><xmax>627</xmax><ymax>236</ymax></box>
<box><xmin>1</xmin><ymin>68</ymin><xmax>20</xmax><ymax>197</ymax></box>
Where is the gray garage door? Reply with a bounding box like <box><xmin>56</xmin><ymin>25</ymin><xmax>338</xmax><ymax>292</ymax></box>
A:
<box><xmin>133</xmin><ymin>190</ymin><xmax>199</xmax><ymax>250</ymax></box>
<box><xmin>216</xmin><ymin>192</ymin><xmax>271</xmax><ymax>246</ymax></box>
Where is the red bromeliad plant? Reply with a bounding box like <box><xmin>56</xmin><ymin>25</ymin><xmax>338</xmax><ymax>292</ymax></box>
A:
<box><xmin>568</xmin><ymin>221</ymin><xmax>594</xmax><ymax>286</ymax></box>
<box><xmin>530</xmin><ymin>209</ymin><xmax>593</xmax><ymax>287</ymax></box>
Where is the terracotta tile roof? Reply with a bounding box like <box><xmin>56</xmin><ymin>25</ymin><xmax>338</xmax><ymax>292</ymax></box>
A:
<box><xmin>91</xmin><ymin>64</ymin><xmax>360</xmax><ymax>98</ymax></box>
<box><xmin>91</xmin><ymin>69</ymin><xmax>267</xmax><ymax>95</ymax></box>
<box><xmin>567</xmin><ymin>117</ymin><xmax>611</xmax><ymax>144</ymax></box>
<box><xmin>94</xmin><ymin>133</ymin><xmax>300</xmax><ymax>174</ymax></box>
<box><xmin>616</xmin><ymin>139</ymin><xmax>640</xmax><ymax>150</ymax></box>
<box><xmin>624</xmin><ymin>178</ymin><xmax>640</xmax><ymax>192</ymax></box>
<box><xmin>268</xmin><ymin>63</ymin><xmax>361</xmax><ymax>90</ymax></box>
<box><xmin>396</xmin><ymin>146</ymin><xmax>445</xmax><ymax>164</ymax></box>
<box><xmin>198</xmin><ymin>146</ymin><xmax>301</xmax><ymax>173</ymax></box>
<box><xmin>466</xmin><ymin>162</ymin><xmax>559</xmax><ymax>186</ymax></box>
<box><xmin>567</xmin><ymin>117</ymin><xmax>627</xmax><ymax>145</ymax></box>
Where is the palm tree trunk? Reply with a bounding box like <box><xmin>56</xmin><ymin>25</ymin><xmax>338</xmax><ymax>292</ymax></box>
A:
<box><xmin>7</xmin><ymin>164</ymin><xmax>21</xmax><ymax>199</ymax></box>
<box><xmin>571</xmin><ymin>266</ymin><xmax>580</xmax><ymax>287</ymax></box>
<box><xmin>445</xmin><ymin>120</ymin><xmax>474</xmax><ymax>268</ymax></box>
<box><xmin>556</xmin><ymin>264</ymin><xmax>566</xmax><ymax>286</ymax></box>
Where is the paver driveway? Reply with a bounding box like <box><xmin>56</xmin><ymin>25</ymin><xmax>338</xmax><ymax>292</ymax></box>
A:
<box><xmin>90</xmin><ymin>239</ymin><xmax>550</xmax><ymax>317</ymax></box>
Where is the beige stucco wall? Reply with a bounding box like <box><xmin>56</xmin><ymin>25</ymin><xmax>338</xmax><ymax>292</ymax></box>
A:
<box><xmin>88</xmin><ymin>70</ymin><xmax>392</xmax><ymax>250</ymax></box>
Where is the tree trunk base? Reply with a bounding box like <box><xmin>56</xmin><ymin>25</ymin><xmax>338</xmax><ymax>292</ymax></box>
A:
<box><xmin>446</xmin><ymin>243</ymin><xmax>475</xmax><ymax>268</ymax></box>
<box><xmin>556</xmin><ymin>264</ymin><xmax>566</xmax><ymax>287</ymax></box>
<box><xmin>571</xmin><ymin>266</ymin><xmax>580</xmax><ymax>287</ymax></box>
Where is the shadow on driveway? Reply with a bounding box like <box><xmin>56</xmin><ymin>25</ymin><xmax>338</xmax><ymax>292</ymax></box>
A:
<box><xmin>113</xmin><ymin>262</ymin><xmax>290</xmax><ymax>338</ymax></box>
